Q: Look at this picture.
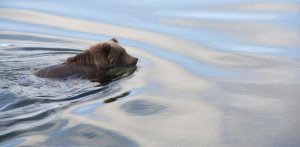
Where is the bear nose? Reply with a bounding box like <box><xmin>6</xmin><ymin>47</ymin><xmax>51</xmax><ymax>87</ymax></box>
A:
<box><xmin>133</xmin><ymin>58</ymin><xmax>138</xmax><ymax>65</ymax></box>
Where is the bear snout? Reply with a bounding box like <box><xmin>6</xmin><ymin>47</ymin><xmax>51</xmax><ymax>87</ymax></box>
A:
<box><xmin>119</xmin><ymin>52</ymin><xmax>138</xmax><ymax>66</ymax></box>
<box><xmin>132</xmin><ymin>57</ymin><xmax>138</xmax><ymax>65</ymax></box>
<box><xmin>127</xmin><ymin>56</ymin><xmax>138</xmax><ymax>66</ymax></box>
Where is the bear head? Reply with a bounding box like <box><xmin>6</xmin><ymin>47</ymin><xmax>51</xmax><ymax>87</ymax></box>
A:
<box><xmin>65</xmin><ymin>38</ymin><xmax>138</xmax><ymax>71</ymax></box>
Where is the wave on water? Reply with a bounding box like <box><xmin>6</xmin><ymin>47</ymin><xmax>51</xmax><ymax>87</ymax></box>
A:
<box><xmin>0</xmin><ymin>45</ymin><xmax>137</xmax><ymax>142</ymax></box>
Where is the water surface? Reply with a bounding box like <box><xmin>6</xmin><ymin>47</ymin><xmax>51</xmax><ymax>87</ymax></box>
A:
<box><xmin>0</xmin><ymin>0</ymin><xmax>300</xmax><ymax>146</ymax></box>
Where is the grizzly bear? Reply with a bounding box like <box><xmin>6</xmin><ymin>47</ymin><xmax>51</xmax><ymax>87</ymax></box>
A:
<box><xmin>34</xmin><ymin>38</ymin><xmax>138</xmax><ymax>81</ymax></box>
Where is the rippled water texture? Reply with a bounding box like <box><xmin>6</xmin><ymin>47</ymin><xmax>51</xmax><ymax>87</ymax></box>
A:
<box><xmin>1</xmin><ymin>0</ymin><xmax>300</xmax><ymax>146</ymax></box>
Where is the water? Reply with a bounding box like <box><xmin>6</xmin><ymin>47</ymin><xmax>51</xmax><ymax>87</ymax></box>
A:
<box><xmin>0</xmin><ymin>0</ymin><xmax>300</xmax><ymax>146</ymax></box>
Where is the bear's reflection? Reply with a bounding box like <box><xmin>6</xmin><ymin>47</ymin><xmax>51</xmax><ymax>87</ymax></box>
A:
<box><xmin>96</xmin><ymin>66</ymin><xmax>137</xmax><ymax>85</ymax></box>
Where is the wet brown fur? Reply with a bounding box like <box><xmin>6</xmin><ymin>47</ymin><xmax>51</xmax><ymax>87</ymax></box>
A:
<box><xmin>65</xmin><ymin>50</ymin><xmax>94</xmax><ymax>66</ymax></box>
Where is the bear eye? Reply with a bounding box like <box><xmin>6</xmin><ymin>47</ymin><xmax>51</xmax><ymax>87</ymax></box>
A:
<box><xmin>119</xmin><ymin>50</ymin><xmax>125</xmax><ymax>57</ymax></box>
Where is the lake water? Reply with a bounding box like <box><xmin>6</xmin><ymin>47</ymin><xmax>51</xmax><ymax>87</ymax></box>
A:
<box><xmin>1</xmin><ymin>0</ymin><xmax>300</xmax><ymax>146</ymax></box>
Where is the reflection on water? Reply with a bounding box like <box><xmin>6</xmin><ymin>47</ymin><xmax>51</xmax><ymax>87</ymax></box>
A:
<box><xmin>44</xmin><ymin>123</ymin><xmax>139</xmax><ymax>147</ymax></box>
<box><xmin>121</xmin><ymin>100</ymin><xmax>165</xmax><ymax>116</ymax></box>
<box><xmin>1</xmin><ymin>0</ymin><xmax>300</xmax><ymax>146</ymax></box>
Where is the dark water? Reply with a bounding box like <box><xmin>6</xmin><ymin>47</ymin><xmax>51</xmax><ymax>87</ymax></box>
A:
<box><xmin>1</xmin><ymin>0</ymin><xmax>300</xmax><ymax>146</ymax></box>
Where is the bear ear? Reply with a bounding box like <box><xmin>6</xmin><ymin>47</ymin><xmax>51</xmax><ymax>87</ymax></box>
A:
<box><xmin>102</xmin><ymin>42</ymin><xmax>111</xmax><ymax>55</ymax></box>
<box><xmin>109</xmin><ymin>37</ymin><xmax>118</xmax><ymax>44</ymax></box>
